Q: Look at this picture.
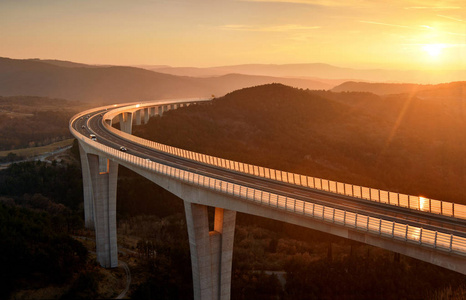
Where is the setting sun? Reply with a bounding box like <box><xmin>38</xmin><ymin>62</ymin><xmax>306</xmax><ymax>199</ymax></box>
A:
<box><xmin>422</xmin><ymin>44</ymin><xmax>446</xmax><ymax>57</ymax></box>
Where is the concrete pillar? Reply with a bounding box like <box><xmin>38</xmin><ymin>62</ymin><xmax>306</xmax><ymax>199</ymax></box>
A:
<box><xmin>144</xmin><ymin>108</ymin><xmax>150</xmax><ymax>124</ymax></box>
<box><xmin>78</xmin><ymin>141</ymin><xmax>94</xmax><ymax>229</ymax></box>
<box><xmin>184</xmin><ymin>202</ymin><xmax>236</xmax><ymax>300</ymax></box>
<box><xmin>150</xmin><ymin>107</ymin><xmax>156</xmax><ymax>117</ymax></box>
<box><xmin>88</xmin><ymin>154</ymin><xmax>119</xmax><ymax>268</ymax></box>
<box><xmin>215</xmin><ymin>208</ymin><xmax>236</xmax><ymax>300</ymax></box>
<box><xmin>135</xmin><ymin>110</ymin><xmax>142</xmax><ymax>125</ymax></box>
<box><xmin>158</xmin><ymin>106</ymin><xmax>164</xmax><ymax>116</ymax></box>
<box><xmin>119</xmin><ymin>112</ymin><xmax>133</xmax><ymax>134</ymax></box>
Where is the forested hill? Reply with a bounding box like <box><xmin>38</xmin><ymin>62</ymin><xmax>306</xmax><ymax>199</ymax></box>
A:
<box><xmin>332</xmin><ymin>80</ymin><xmax>466</xmax><ymax>98</ymax></box>
<box><xmin>134</xmin><ymin>83</ymin><xmax>466</xmax><ymax>205</ymax></box>
<box><xmin>0</xmin><ymin>57</ymin><xmax>330</xmax><ymax>103</ymax></box>
<box><xmin>0</xmin><ymin>96</ymin><xmax>88</xmax><ymax>151</ymax></box>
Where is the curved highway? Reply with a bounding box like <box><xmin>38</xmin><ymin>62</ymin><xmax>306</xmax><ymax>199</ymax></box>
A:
<box><xmin>71</xmin><ymin>103</ymin><xmax>466</xmax><ymax>240</ymax></box>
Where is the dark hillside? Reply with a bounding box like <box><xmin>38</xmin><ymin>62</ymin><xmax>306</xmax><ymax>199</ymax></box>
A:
<box><xmin>0</xmin><ymin>57</ymin><xmax>330</xmax><ymax>103</ymax></box>
<box><xmin>0</xmin><ymin>57</ymin><xmax>202</xmax><ymax>103</ymax></box>
<box><xmin>415</xmin><ymin>81</ymin><xmax>466</xmax><ymax>100</ymax></box>
<box><xmin>135</xmin><ymin>84</ymin><xmax>367</xmax><ymax>174</ymax></box>
<box><xmin>332</xmin><ymin>80</ymin><xmax>466</xmax><ymax>99</ymax></box>
<box><xmin>134</xmin><ymin>83</ymin><xmax>466</xmax><ymax>204</ymax></box>
<box><xmin>0</xmin><ymin>96</ymin><xmax>88</xmax><ymax>150</ymax></box>
<box><xmin>331</xmin><ymin>81</ymin><xmax>426</xmax><ymax>95</ymax></box>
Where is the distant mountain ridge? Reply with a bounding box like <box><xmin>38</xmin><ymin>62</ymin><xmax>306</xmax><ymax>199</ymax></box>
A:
<box><xmin>332</xmin><ymin>82</ymin><xmax>424</xmax><ymax>95</ymax></box>
<box><xmin>27</xmin><ymin>59</ymin><xmax>106</xmax><ymax>68</ymax></box>
<box><xmin>0</xmin><ymin>57</ymin><xmax>331</xmax><ymax>103</ymax></box>
<box><xmin>331</xmin><ymin>81</ymin><xmax>466</xmax><ymax>100</ymax></box>
<box><xmin>150</xmin><ymin>63</ymin><xmax>351</xmax><ymax>78</ymax></box>
<box><xmin>2</xmin><ymin>57</ymin><xmax>465</xmax><ymax>103</ymax></box>
<box><xmin>148</xmin><ymin>63</ymin><xmax>466</xmax><ymax>84</ymax></box>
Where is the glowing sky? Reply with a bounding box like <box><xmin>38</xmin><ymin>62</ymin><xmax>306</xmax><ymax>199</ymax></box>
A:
<box><xmin>1</xmin><ymin>0</ymin><xmax>465</xmax><ymax>69</ymax></box>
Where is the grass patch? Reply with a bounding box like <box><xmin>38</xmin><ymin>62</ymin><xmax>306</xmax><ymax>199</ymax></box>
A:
<box><xmin>0</xmin><ymin>138</ymin><xmax>74</xmax><ymax>158</ymax></box>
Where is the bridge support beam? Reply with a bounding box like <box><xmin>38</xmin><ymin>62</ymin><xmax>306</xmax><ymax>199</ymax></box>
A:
<box><xmin>119</xmin><ymin>112</ymin><xmax>133</xmax><ymax>134</ymax></box>
<box><xmin>143</xmin><ymin>108</ymin><xmax>150</xmax><ymax>124</ymax></box>
<box><xmin>184</xmin><ymin>202</ymin><xmax>236</xmax><ymax>300</ymax></box>
<box><xmin>78</xmin><ymin>141</ymin><xmax>94</xmax><ymax>229</ymax></box>
<box><xmin>135</xmin><ymin>110</ymin><xmax>142</xmax><ymax>125</ymax></box>
<box><xmin>88</xmin><ymin>154</ymin><xmax>119</xmax><ymax>268</ymax></box>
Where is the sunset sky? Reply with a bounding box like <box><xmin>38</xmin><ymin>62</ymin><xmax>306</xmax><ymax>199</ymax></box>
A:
<box><xmin>1</xmin><ymin>0</ymin><xmax>465</xmax><ymax>69</ymax></box>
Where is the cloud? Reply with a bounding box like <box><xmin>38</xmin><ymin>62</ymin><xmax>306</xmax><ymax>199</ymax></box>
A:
<box><xmin>359</xmin><ymin>21</ymin><xmax>410</xmax><ymax>29</ymax></box>
<box><xmin>221</xmin><ymin>24</ymin><xmax>321</xmax><ymax>32</ymax></box>
<box><xmin>420</xmin><ymin>25</ymin><xmax>432</xmax><ymax>29</ymax></box>
<box><xmin>360</xmin><ymin>21</ymin><xmax>466</xmax><ymax>37</ymax></box>
<box><xmin>445</xmin><ymin>32</ymin><xmax>466</xmax><ymax>37</ymax></box>
<box><xmin>238</xmin><ymin>0</ymin><xmax>351</xmax><ymax>7</ymax></box>
<box><xmin>404</xmin><ymin>6</ymin><xmax>462</xmax><ymax>10</ymax></box>
<box><xmin>437</xmin><ymin>14</ymin><xmax>464</xmax><ymax>22</ymax></box>
<box><xmin>241</xmin><ymin>0</ymin><xmax>463</xmax><ymax>9</ymax></box>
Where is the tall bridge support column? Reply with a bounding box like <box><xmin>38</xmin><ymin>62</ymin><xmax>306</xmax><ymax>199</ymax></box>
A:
<box><xmin>143</xmin><ymin>108</ymin><xmax>150</xmax><ymax>124</ymax></box>
<box><xmin>184</xmin><ymin>202</ymin><xmax>236</xmax><ymax>300</ymax></box>
<box><xmin>78</xmin><ymin>141</ymin><xmax>94</xmax><ymax>229</ymax></box>
<box><xmin>119</xmin><ymin>112</ymin><xmax>133</xmax><ymax>134</ymax></box>
<box><xmin>150</xmin><ymin>107</ymin><xmax>156</xmax><ymax>117</ymax></box>
<box><xmin>135</xmin><ymin>110</ymin><xmax>142</xmax><ymax>125</ymax></box>
<box><xmin>88</xmin><ymin>154</ymin><xmax>119</xmax><ymax>268</ymax></box>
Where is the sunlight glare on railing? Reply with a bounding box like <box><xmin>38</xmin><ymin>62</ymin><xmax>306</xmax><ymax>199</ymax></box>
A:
<box><xmin>419</xmin><ymin>196</ymin><xmax>429</xmax><ymax>212</ymax></box>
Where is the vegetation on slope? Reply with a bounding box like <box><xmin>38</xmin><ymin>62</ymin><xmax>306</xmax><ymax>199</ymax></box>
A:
<box><xmin>331</xmin><ymin>80</ymin><xmax>466</xmax><ymax>98</ymax></box>
<box><xmin>134</xmin><ymin>83</ymin><xmax>466</xmax><ymax>204</ymax></box>
<box><xmin>0</xmin><ymin>159</ymin><xmax>84</xmax><ymax>211</ymax></box>
<box><xmin>1</xmin><ymin>83</ymin><xmax>465</xmax><ymax>299</ymax></box>
<box><xmin>0</xmin><ymin>57</ymin><xmax>330</xmax><ymax>103</ymax></box>
<box><xmin>0</xmin><ymin>96</ymin><xmax>88</xmax><ymax>151</ymax></box>
<box><xmin>0</xmin><ymin>145</ymin><xmax>88</xmax><ymax>298</ymax></box>
<box><xmin>130</xmin><ymin>83</ymin><xmax>466</xmax><ymax>298</ymax></box>
<box><xmin>0</xmin><ymin>142</ymin><xmax>129</xmax><ymax>299</ymax></box>
<box><xmin>0</xmin><ymin>203</ymin><xmax>88</xmax><ymax>299</ymax></box>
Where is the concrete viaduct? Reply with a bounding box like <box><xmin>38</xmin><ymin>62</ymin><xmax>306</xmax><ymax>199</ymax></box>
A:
<box><xmin>70</xmin><ymin>99</ymin><xmax>466</xmax><ymax>300</ymax></box>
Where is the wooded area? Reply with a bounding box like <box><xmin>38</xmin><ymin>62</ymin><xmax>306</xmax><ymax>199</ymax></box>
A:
<box><xmin>134</xmin><ymin>83</ymin><xmax>466</xmax><ymax>205</ymax></box>
<box><xmin>1</xmin><ymin>84</ymin><xmax>465</xmax><ymax>298</ymax></box>
<box><xmin>130</xmin><ymin>83</ymin><xmax>466</xmax><ymax>299</ymax></box>
<box><xmin>0</xmin><ymin>96</ymin><xmax>87</xmax><ymax>151</ymax></box>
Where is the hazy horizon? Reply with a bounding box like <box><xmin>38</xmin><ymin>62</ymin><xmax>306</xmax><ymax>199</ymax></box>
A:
<box><xmin>1</xmin><ymin>0</ymin><xmax>465</xmax><ymax>73</ymax></box>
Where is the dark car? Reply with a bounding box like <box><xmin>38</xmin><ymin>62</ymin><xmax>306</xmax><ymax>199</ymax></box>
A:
<box><xmin>119</xmin><ymin>146</ymin><xmax>127</xmax><ymax>152</ymax></box>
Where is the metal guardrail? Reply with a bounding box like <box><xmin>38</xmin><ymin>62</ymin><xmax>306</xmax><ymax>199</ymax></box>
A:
<box><xmin>70</xmin><ymin>113</ymin><xmax>466</xmax><ymax>256</ymax></box>
<box><xmin>99</xmin><ymin>102</ymin><xmax>466</xmax><ymax>221</ymax></box>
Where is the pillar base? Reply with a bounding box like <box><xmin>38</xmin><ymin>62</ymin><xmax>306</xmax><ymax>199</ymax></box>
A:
<box><xmin>184</xmin><ymin>202</ymin><xmax>236</xmax><ymax>300</ymax></box>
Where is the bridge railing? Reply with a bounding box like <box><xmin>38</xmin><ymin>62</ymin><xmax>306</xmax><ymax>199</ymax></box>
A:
<box><xmin>75</xmin><ymin>133</ymin><xmax>466</xmax><ymax>257</ymax></box>
<box><xmin>101</xmin><ymin>104</ymin><xmax>466</xmax><ymax>221</ymax></box>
